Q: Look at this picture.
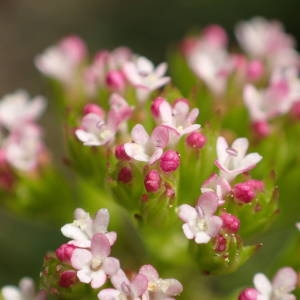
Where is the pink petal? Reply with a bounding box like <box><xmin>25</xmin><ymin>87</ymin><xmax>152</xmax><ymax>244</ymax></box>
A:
<box><xmin>91</xmin><ymin>233</ymin><xmax>111</xmax><ymax>258</ymax></box>
<box><xmin>163</xmin><ymin>279</ymin><xmax>183</xmax><ymax>296</ymax></box>
<box><xmin>197</xmin><ymin>192</ymin><xmax>219</xmax><ymax>216</ymax></box>
<box><xmin>151</xmin><ymin>126</ymin><xmax>169</xmax><ymax>148</ymax></box>
<box><xmin>131</xmin><ymin>273</ymin><xmax>148</xmax><ymax>297</ymax></box>
<box><xmin>254</xmin><ymin>273</ymin><xmax>272</xmax><ymax>295</ymax></box>
<box><xmin>139</xmin><ymin>264</ymin><xmax>159</xmax><ymax>282</ymax></box>
<box><xmin>111</xmin><ymin>270</ymin><xmax>130</xmax><ymax>291</ymax></box>
<box><xmin>232</xmin><ymin>138</ymin><xmax>249</xmax><ymax>160</ymax></box>
<box><xmin>216</xmin><ymin>136</ymin><xmax>229</xmax><ymax>165</ymax></box>
<box><xmin>177</xmin><ymin>204</ymin><xmax>197</xmax><ymax>222</ymax></box>
<box><xmin>93</xmin><ymin>208</ymin><xmax>109</xmax><ymax>233</ymax></box>
<box><xmin>207</xmin><ymin>216</ymin><xmax>223</xmax><ymax>237</ymax></box>
<box><xmin>195</xmin><ymin>231</ymin><xmax>211</xmax><ymax>244</ymax></box>
<box><xmin>91</xmin><ymin>269</ymin><xmax>107</xmax><ymax>289</ymax></box>
<box><xmin>131</xmin><ymin>124</ymin><xmax>149</xmax><ymax>145</ymax></box>
<box><xmin>71</xmin><ymin>248</ymin><xmax>92</xmax><ymax>270</ymax></box>
<box><xmin>103</xmin><ymin>257</ymin><xmax>120</xmax><ymax>276</ymax></box>
<box><xmin>124</xmin><ymin>143</ymin><xmax>149</xmax><ymax>162</ymax></box>
<box><xmin>240</xmin><ymin>153</ymin><xmax>263</xmax><ymax>171</ymax></box>
<box><xmin>105</xmin><ymin>232</ymin><xmax>117</xmax><ymax>245</ymax></box>
<box><xmin>159</xmin><ymin>101</ymin><xmax>173</xmax><ymax>124</ymax></box>
<box><xmin>182</xmin><ymin>224</ymin><xmax>195</xmax><ymax>239</ymax></box>
<box><xmin>272</xmin><ymin>267</ymin><xmax>297</xmax><ymax>292</ymax></box>
<box><xmin>149</xmin><ymin>148</ymin><xmax>163</xmax><ymax>164</ymax></box>
<box><xmin>155</xmin><ymin>62</ymin><xmax>167</xmax><ymax>77</ymax></box>
<box><xmin>77</xmin><ymin>268</ymin><xmax>92</xmax><ymax>284</ymax></box>
<box><xmin>98</xmin><ymin>288</ymin><xmax>121</xmax><ymax>300</ymax></box>
<box><xmin>123</xmin><ymin>62</ymin><xmax>141</xmax><ymax>85</ymax></box>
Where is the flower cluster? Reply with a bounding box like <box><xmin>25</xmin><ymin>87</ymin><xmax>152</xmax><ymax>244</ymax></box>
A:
<box><xmin>0</xmin><ymin>90</ymin><xmax>47</xmax><ymax>190</ymax></box>
<box><xmin>42</xmin><ymin>208</ymin><xmax>183</xmax><ymax>300</ymax></box>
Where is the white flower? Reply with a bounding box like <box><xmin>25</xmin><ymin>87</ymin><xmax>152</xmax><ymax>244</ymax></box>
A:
<box><xmin>253</xmin><ymin>267</ymin><xmax>297</xmax><ymax>300</ymax></box>
<box><xmin>0</xmin><ymin>90</ymin><xmax>46</xmax><ymax>130</ymax></box>
<box><xmin>177</xmin><ymin>192</ymin><xmax>223</xmax><ymax>244</ymax></box>
<box><xmin>61</xmin><ymin>208</ymin><xmax>117</xmax><ymax>247</ymax></box>
<box><xmin>1</xmin><ymin>277</ymin><xmax>46</xmax><ymax>300</ymax></box>
<box><xmin>123</xmin><ymin>56</ymin><xmax>170</xmax><ymax>102</ymax></box>
<box><xmin>215</xmin><ymin>136</ymin><xmax>262</xmax><ymax>182</ymax></box>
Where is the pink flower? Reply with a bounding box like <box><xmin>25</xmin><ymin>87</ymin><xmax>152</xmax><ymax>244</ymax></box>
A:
<box><xmin>177</xmin><ymin>192</ymin><xmax>223</xmax><ymax>244</ymax></box>
<box><xmin>155</xmin><ymin>99</ymin><xmax>200</xmax><ymax>142</ymax></box>
<box><xmin>0</xmin><ymin>91</ymin><xmax>46</xmax><ymax>130</ymax></box>
<box><xmin>235</xmin><ymin>17</ymin><xmax>297</xmax><ymax>69</ymax></box>
<box><xmin>4</xmin><ymin>124</ymin><xmax>45</xmax><ymax>171</ymax></box>
<box><xmin>160</xmin><ymin>150</ymin><xmax>180</xmax><ymax>173</ymax></box>
<box><xmin>215</xmin><ymin>136</ymin><xmax>262</xmax><ymax>182</ymax></box>
<box><xmin>253</xmin><ymin>267</ymin><xmax>297</xmax><ymax>300</ymax></box>
<box><xmin>98</xmin><ymin>269</ymin><xmax>148</xmax><ymax>300</ymax></box>
<box><xmin>201</xmin><ymin>173</ymin><xmax>231</xmax><ymax>205</ymax></box>
<box><xmin>139</xmin><ymin>264</ymin><xmax>183</xmax><ymax>300</ymax></box>
<box><xmin>124</xmin><ymin>124</ymin><xmax>169</xmax><ymax>164</ymax></box>
<box><xmin>123</xmin><ymin>56</ymin><xmax>170</xmax><ymax>102</ymax></box>
<box><xmin>71</xmin><ymin>233</ymin><xmax>120</xmax><ymax>289</ymax></box>
<box><xmin>75</xmin><ymin>94</ymin><xmax>132</xmax><ymax>146</ymax></box>
<box><xmin>1</xmin><ymin>277</ymin><xmax>46</xmax><ymax>300</ymax></box>
<box><xmin>35</xmin><ymin>35</ymin><xmax>86</xmax><ymax>84</ymax></box>
<box><xmin>187</xmin><ymin>40</ymin><xmax>233</xmax><ymax>94</ymax></box>
<box><xmin>144</xmin><ymin>170</ymin><xmax>161</xmax><ymax>193</ymax></box>
<box><xmin>61</xmin><ymin>208</ymin><xmax>117</xmax><ymax>248</ymax></box>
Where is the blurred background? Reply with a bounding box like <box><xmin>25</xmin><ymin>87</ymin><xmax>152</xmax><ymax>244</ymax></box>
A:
<box><xmin>0</xmin><ymin>0</ymin><xmax>300</xmax><ymax>295</ymax></box>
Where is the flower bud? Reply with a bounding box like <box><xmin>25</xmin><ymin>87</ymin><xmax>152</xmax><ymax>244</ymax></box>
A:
<box><xmin>55</xmin><ymin>244</ymin><xmax>76</xmax><ymax>264</ymax></box>
<box><xmin>58</xmin><ymin>270</ymin><xmax>77</xmax><ymax>288</ymax></box>
<box><xmin>83</xmin><ymin>103</ymin><xmax>104</xmax><ymax>117</ymax></box>
<box><xmin>202</xmin><ymin>24</ymin><xmax>228</xmax><ymax>47</ymax></box>
<box><xmin>233</xmin><ymin>180</ymin><xmax>264</xmax><ymax>203</ymax></box>
<box><xmin>246</xmin><ymin>60</ymin><xmax>264</xmax><ymax>81</ymax></box>
<box><xmin>60</xmin><ymin>36</ymin><xmax>86</xmax><ymax>63</ymax></box>
<box><xmin>118</xmin><ymin>167</ymin><xmax>133</xmax><ymax>183</ymax></box>
<box><xmin>252</xmin><ymin>121</ymin><xmax>271</xmax><ymax>138</ymax></box>
<box><xmin>221</xmin><ymin>212</ymin><xmax>240</xmax><ymax>233</ymax></box>
<box><xmin>214</xmin><ymin>234</ymin><xmax>227</xmax><ymax>252</ymax></box>
<box><xmin>238</xmin><ymin>288</ymin><xmax>258</xmax><ymax>300</ymax></box>
<box><xmin>160</xmin><ymin>150</ymin><xmax>180</xmax><ymax>173</ymax></box>
<box><xmin>106</xmin><ymin>70</ymin><xmax>126</xmax><ymax>91</ymax></box>
<box><xmin>144</xmin><ymin>170</ymin><xmax>161</xmax><ymax>192</ymax></box>
<box><xmin>115</xmin><ymin>144</ymin><xmax>131</xmax><ymax>160</ymax></box>
<box><xmin>186</xmin><ymin>131</ymin><xmax>206</xmax><ymax>149</ymax></box>
<box><xmin>151</xmin><ymin>97</ymin><xmax>165</xmax><ymax>118</ymax></box>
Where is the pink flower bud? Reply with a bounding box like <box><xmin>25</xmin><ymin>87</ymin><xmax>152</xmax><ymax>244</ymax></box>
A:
<box><xmin>215</xmin><ymin>234</ymin><xmax>227</xmax><ymax>252</ymax></box>
<box><xmin>233</xmin><ymin>182</ymin><xmax>256</xmax><ymax>203</ymax></box>
<box><xmin>186</xmin><ymin>131</ymin><xmax>206</xmax><ymax>149</ymax></box>
<box><xmin>252</xmin><ymin>121</ymin><xmax>271</xmax><ymax>138</ymax></box>
<box><xmin>202</xmin><ymin>25</ymin><xmax>228</xmax><ymax>47</ymax></box>
<box><xmin>180</xmin><ymin>37</ymin><xmax>198</xmax><ymax>56</ymax></box>
<box><xmin>160</xmin><ymin>150</ymin><xmax>180</xmax><ymax>173</ymax></box>
<box><xmin>151</xmin><ymin>97</ymin><xmax>165</xmax><ymax>118</ymax></box>
<box><xmin>106</xmin><ymin>70</ymin><xmax>126</xmax><ymax>91</ymax></box>
<box><xmin>60</xmin><ymin>36</ymin><xmax>86</xmax><ymax>63</ymax></box>
<box><xmin>246</xmin><ymin>179</ymin><xmax>264</xmax><ymax>192</ymax></box>
<box><xmin>118</xmin><ymin>167</ymin><xmax>133</xmax><ymax>183</ymax></box>
<box><xmin>115</xmin><ymin>144</ymin><xmax>131</xmax><ymax>160</ymax></box>
<box><xmin>144</xmin><ymin>170</ymin><xmax>161</xmax><ymax>193</ymax></box>
<box><xmin>290</xmin><ymin>100</ymin><xmax>300</xmax><ymax>120</ymax></box>
<box><xmin>238</xmin><ymin>288</ymin><xmax>258</xmax><ymax>300</ymax></box>
<box><xmin>83</xmin><ymin>103</ymin><xmax>104</xmax><ymax>117</ymax></box>
<box><xmin>221</xmin><ymin>212</ymin><xmax>240</xmax><ymax>233</ymax></box>
<box><xmin>55</xmin><ymin>244</ymin><xmax>76</xmax><ymax>263</ymax></box>
<box><xmin>59</xmin><ymin>270</ymin><xmax>77</xmax><ymax>288</ymax></box>
<box><xmin>246</xmin><ymin>60</ymin><xmax>264</xmax><ymax>81</ymax></box>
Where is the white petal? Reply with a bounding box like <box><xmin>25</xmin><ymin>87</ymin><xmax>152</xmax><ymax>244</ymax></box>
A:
<box><xmin>254</xmin><ymin>273</ymin><xmax>272</xmax><ymax>296</ymax></box>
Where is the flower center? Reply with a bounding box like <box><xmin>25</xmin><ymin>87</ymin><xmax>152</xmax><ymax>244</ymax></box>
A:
<box><xmin>90</xmin><ymin>257</ymin><xmax>102</xmax><ymax>271</ymax></box>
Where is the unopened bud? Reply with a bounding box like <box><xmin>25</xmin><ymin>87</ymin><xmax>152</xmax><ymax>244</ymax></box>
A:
<box><xmin>290</xmin><ymin>100</ymin><xmax>300</xmax><ymax>120</ymax></box>
<box><xmin>252</xmin><ymin>121</ymin><xmax>270</xmax><ymax>138</ymax></box>
<box><xmin>55</xmin><ymin>244</ymin><xmax>76</xmax><ymax>264</ymax></box>
<box><xmin>215</xmin><ymin>234</ymin><xmax>227</xmax><ymax>252</ymax></box>
<box><xmin>106</xmin><ymin>70</ymin><xmax>126</xmax><ymax>91</ymax></box>
<box><xmin>144</xmin><ymin>170</ymin><xmax>161</xmax><ymax>193</ymax></box>
<box><xmin>233</xmin><ymin>180</ymin><xmax>264</xmax><ymax>203</ymax></box>
<box><xmin>160</xmin><ymin>150</ymin><xmax>180</xmax><ymax>173</ymax></box>
<box><xmin>186</xmin><ymin>131</ymin><xmax>206</xmax><ymax>149</ymax></box>
<box><xmin>202</xmin><ymin>24</ymin><xmax>228</xmax><ymax>47</ymax></box>
<box><xmin>238</xmin><ymin>288</ymin><xmax>258</xmax><ymax>300</ymax></box>
<box><xmin>59</xmin><ymin>270</ymin><xmax>77</xmax><ymax>288</ymax></box>
<box><xmin>118</xmin><ymin>167</ymin><xmax>133</xmax><ymax>184</ymax></box>
<box><xmin>83</xmin><ymin>103</ymin><xmax>104</xmax><ymax>117</ymax></box>
<box><xmin>151</xmin><ymin>97</ymin><xmax>165</xmax><ymax>118</ymax></box>
<box><xmin>115</xmin><ymin>144</ymin><xmax>131</xmax><ymax>160</ymax></box>
<box><xmin>221</xmin><ymin>212</ymin><xmax>240</xmax><ymax>233</ymax></box>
